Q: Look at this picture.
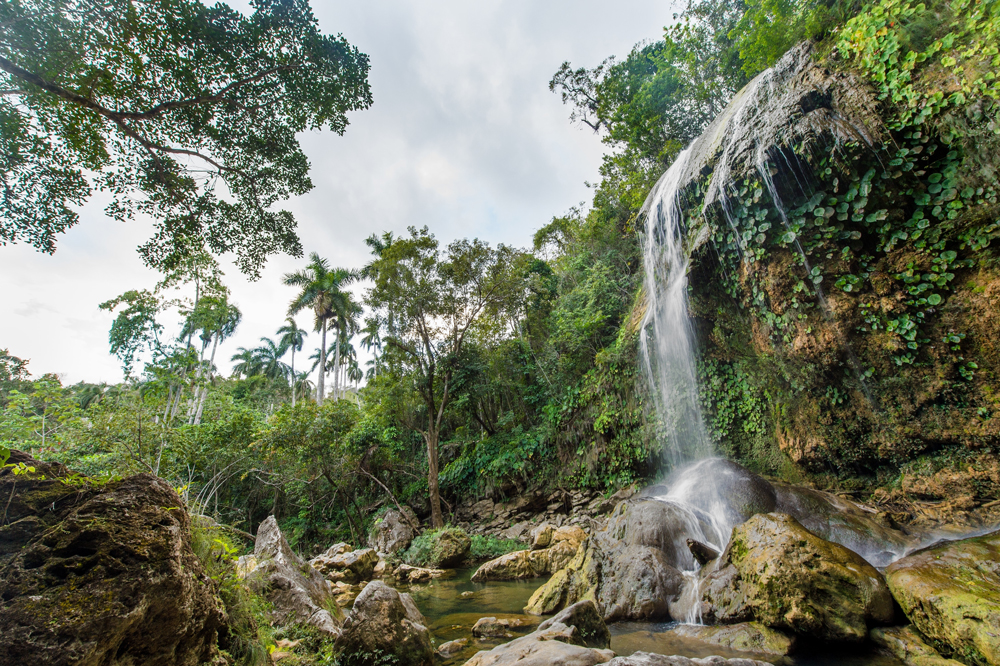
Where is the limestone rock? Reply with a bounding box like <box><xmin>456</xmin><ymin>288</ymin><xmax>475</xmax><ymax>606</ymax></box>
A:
<box><xmin>472</xmin><ymin>616</ymin><xmax>515</xmax><ymax>638</ymax></box>
<box><xmin>239</xmin><ymin>515</ymin><xmax>343</xmax><ymax>633</ymax></box>
<box><xmin>463</xmin><ymin>601</ymin><xmax>614</xmax><ymax>666</ymax></box>
<box><xmin>471</xmin><ymin>498</ymin><xmax>495</xmax><ymax>520</ymax></box>
<box><xmin>310</xmin><ymin>547</ymin><xmax>378</xmax><ymax>583</ymax></box>
<box><xmin>420</xmin><ymin>527</ymin><xmax>472</xmax><ymax>568</ymax></box>
<box><xmin>438</xmin><ymin>638</ymin><xmax>469</xmax><ymax>658</ymax></box>
<box><xmin>700</xmin><ymin>513</ymin><xmax>894</xmax><ymax>642</ymax></box>
<box><xmin>0</xmin><ymin>450</ymin><xmax>227</xmax><ymax>666</ymax></box>
<box><xmin>605</xmin><ymin>654</ymin><xmax>769</xmax><ymax>666</ymax></box>
<box><xmin>502</xmin><ymin>520</ymin><xmax>532</xmax><ymax>541</ymax></box>
<box><xmin>530</xmin><ymin>523</ymin><xmax>554</xmax><ymax>549</ymax></box>
<box><xmin>338</xmin><ymin>580</ymin><xmax>433</xmax><ymax>666</ymax></box>
<box><xmin>394</xmin><ymin>563</ymin><xmax>448</xmax><ymax>583</ymax></box>
<box><xmin>471</xmin><ymin>535</ymin><xmax>579</xmax><ymax>582</ymax></box>
<box><xmin>870</xmin><ymin>626</ymin><xmax>966</xmax><ymax>666</ymax></box>
<box><xmin>885</xmin><ymin>531</ymin><xmax>1000</xmax><ymax>665</ymax></box>
<box><xmin>368</xmin><ymin>507</ymin><xmax>418</xmax><ymax>554</ymax></box>
<box><xmin>525</xmin><ymin>500</ymin><xmax>686</xmax><ymax>621</ymax></box>
<box><xmin>670</xmin><ymin>622</ymin><xmax>794</xmax><ymax>656</ymax></box>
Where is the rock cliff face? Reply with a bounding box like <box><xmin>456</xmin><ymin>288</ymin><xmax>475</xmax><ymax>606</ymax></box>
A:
<box><xmin>643</xmin><ymin>40</ymin><xmax>1000</xmax><ymax>484</ymax></box>
<box><xmin>0</xmin><ymin>450</ymin><xmax>226</xmax><ymax>666</ymax></box>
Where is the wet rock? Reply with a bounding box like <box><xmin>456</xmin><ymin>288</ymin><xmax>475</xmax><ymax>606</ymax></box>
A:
<box><xmin>773</xmin><ymin>483</ymin><xmax>913</xmax><ymax>566</ymax></box>
<box><xmin>870</xmin><ymin>626</ymin><xmax>966</xmax><ymax>666</ymax></box>
<box><xmin>525</xmin><ymin>536</ymin><xmax>684</xmax><ymax>621</ymax></box>
<box><xmin>530</xmin><ymin>523</ymin><xmax>554</xmax><ymax>549</ymax></box>
<box><xmin>438</xmin><ymin>638</ymin><xmax>469</xmax><ymax>658</ymax></box>
<box><xmin>368</xmin><ymin>507</ymin><xmax>418</xmax><ymax>554</ymax></box>
<box><xmin>670</xmin><ymin>622</ymin><xmax>795</xmax><ymax>656</ymax></box>
<box><xmin>606</xmin><ymin>654</ymin><xmax>769</xmax><ymax>666</ymax></box>
<box><xmin>310</xmin><ymin>547</ymin><xmax>378</xmax><ymax>584</ymax></box>
<box><xmin>338</xmin><ymin>580</ymin><xmax>433</xmax><ymax>666</ymax></box>
<box><xmin>394</xmin><ymin>563</ymin><xmax>448</xmax><ymax>583</ymax></box>
<box><xmin>239</xmin><ymin>515</ymin><xmax>343</xmax><ymax>633</ymax></box>
<box><xmin>473</xmin><ymin>616</ymin><xmax>515</xmax><ymax>638</ymax></box>
<box><xmin>885</xmin><ymin>531</ymin><xmax>1000</xmax><ymax>665</ymax></box>
<box><xmin>464</xmin><ymin>600</ymin><xmax>614</xmax><ymax>666</ymax></box>
<box><xmin>603</xmin><ymin>497</ymin><xmax>720</xmax><ymax>570</ymax></box>
<box><xmin>700</xmin><ymin>513</ymin><xmax>894</xmax><ymax>642</ymax></box>
<box><xmin>687</xmin><ymin>539</ymin><xmax>720</xmax><ymax>566</ymax></box>
<box><xmin>0</xmin><ymin>450</ymin><xmax>227</xmax><ymax>666</ymax></box>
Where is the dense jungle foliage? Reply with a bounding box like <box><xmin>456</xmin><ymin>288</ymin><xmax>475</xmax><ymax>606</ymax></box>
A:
<box><xmin>3</xmin><ymin>0</ymin><xmax>998</xmax><ymax>561</ymax></box>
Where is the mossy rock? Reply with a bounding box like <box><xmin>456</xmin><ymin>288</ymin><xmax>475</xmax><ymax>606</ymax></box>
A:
<box><xmin>404</xmin><ymin>527</ymin><xmax>471</xmax><ymax>569</ymax></box>
<box><xmin>886</xmin><ymin>531</ymin><xmax>1000</xmax><ymax>666</ymax></box>
<box><xmin>701</xmin><ymin>512</ymin><xmax>895</xmax><ymax>642</ymax></box>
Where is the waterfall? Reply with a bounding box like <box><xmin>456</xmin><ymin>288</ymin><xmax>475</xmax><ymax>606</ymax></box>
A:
<box><xmin>639</xmin><ymin>145</ymin><xmax>712</xmax><ymax>467</ymax></box>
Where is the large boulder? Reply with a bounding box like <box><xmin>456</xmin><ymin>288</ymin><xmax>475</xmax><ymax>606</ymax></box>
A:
<box><xmin>885</xmin><ymin>531</ymin><xmax>1000</xmax><ymax>665</ymax></box>
<box><xmin>238</xmin><ymin>515</ymin><xmax>343</xmax><ymax>633</ymax></box>
<box><xmin>0</xmin><ymin>450</ymin><xmax>227</xmax><ymax>666</ymax></box>
<box><xmin>406</xmin><ymin>527</ymin><xmax>471</xmax><ymax>568</ymax></box>
<box><xmin>463</xmin><ymin>600</ymin><xmax>615</xmax><ymax>666</ymax></box>
<box><xmin>338</xmin><ymin>580</ymin><xmax>433</xmax><ymax>666</ymax></box>
<box><xmin>368</xmin><ymin>507</ymin><xmax>418</xmax><ymax>554</ymax></box>
<box><xmin>524</xmin><ymin>501</ymin><xmax>686</xmax><ymax>621</ymax></box>
<box><xmin>310</xmin><ymin>547</ymin><xmax>378</xmax><ymax>583</ymax></box>
<box><xmin>700</xmin><ymin>513</ymin><xmax>894</xmax><ymax>642</ymax></box>
<box><xmin>606</xmin><ymin>655</ymin><xmax>769</xmax><ymax>666</ymax></box>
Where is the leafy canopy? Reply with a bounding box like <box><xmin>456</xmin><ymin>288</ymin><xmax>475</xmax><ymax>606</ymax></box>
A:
<box><xmin>0</xmin><ymin>0</ymin><xmax>372</xmax><ymax>275</ymax></box>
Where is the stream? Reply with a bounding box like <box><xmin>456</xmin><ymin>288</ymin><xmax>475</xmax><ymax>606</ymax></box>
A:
<box><xmin>400</xmin><ymin>567</ymin><xmax>903</xmax><ymax>665</ymax></box>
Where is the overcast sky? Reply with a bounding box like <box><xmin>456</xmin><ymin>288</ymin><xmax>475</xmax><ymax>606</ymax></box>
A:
<box><xmin>0</xmin><ymin>0</ymin><xmax>677</xmax><ymax>384</ymax></box>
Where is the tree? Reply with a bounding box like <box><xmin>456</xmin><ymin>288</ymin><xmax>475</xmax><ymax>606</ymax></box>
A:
<box><xmin>365</xmin><ymin>226</ymin><xmax>523</xmax><ymax>527</ymax></box>
<box><xmin>0</xmin><ymin>0</ymin><xmax>372</xmax><ymax>275</ymax></box>
<box><xmin>252</xmin><ymin>337</ymin><xmax>290</xmax><ymax>383</ymax></box>
<box><xmin>277</xmin><ymin>317</ymin><xmax>307</xmax><ymax>406</ymax></box>
<box><xmin>283</xmin><ymin>253</ymin><xmax>358</xmax><ymax>402</ymax></box>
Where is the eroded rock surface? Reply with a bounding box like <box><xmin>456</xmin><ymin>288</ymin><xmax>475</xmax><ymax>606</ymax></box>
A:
<box><xmin>670</xmin><ymin>623</ymin><xmax>794</xmax><ymax>656</ymax></box>
<box><xmin>606</xmin><ymin>654</ymin><xmax>769</xmax><ymax>666</ymax></box>
<box><xmin>238</xmin><ymin>515</ymin><xmax>343</xmax><ymax>633</ymax></box>
<box><xmin>525</xmin><ymin>501</ymin><xmax>685</xmax><ymax>621</ymax></box>
<box><xmin>885</xmin><ymin>531</ymin><xmax>1000</xmax><ymax>665</ymax></box>
<box><xmin>700</xmin><ymin>513</ymin><xmax>894</xmax><ymax>642</ymax></box>
<box><xmin>870</xmin><ymin>626</ymin><xmax>966</xmax><ymax>666</ymax></box>
<box><xmin>464</xmin><ymin>600</ymin><xmax>614</xmax><ymax>666</ymax></box>
<box><xmin>0</xmin><ymin>450</ymin><xmax>227</xmax><ymax>666</ymax></box>
<box><xmin>310</xmin><ymin>546</ymin><xmax>378</xmax><ymax>583</ymax></box>
<box><xmin>368</xmin><ymin>507</ymin><xmax>418</xmax><ymax>554</ymax></box>
<box><xmin>338</xmin><ymin>580</ymin><xmax>433</xmax><ymax>666</ymax></box>
<box><xmin>472</xmin><ymin>525</ymin><xmax>585</xmax><ymax>582</ymax></box>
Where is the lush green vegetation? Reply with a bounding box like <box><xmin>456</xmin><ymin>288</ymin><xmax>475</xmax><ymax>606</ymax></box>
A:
<box><xmin>3</xmin><ymin>0</ymin><xmax>997</xmax><ymax>568</ymax></box>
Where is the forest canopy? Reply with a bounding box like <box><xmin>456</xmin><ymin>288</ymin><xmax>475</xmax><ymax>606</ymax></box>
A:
<box><xmin>0</xmin><ymin>0</ymin><xmax>372</xmax><ymax>275</ymax></box>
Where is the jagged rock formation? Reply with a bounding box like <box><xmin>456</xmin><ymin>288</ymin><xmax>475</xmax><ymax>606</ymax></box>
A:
<box><xmin>368</xmin><ymin>507</ymin><xmax>417</xmax><ymax>554</ymax></box>
<box><xmin>471</xmin><ymin>525</ymin><xmax>584</xmax><ymax>582</ymax></box>
<box><xmin>0</xmin><ymin>450</ymin><xmax>227</xmax><ymax>666</ymax></box>
<box><xmin>238</xmin><ymin>515</ymin><xmax>343</xmax><ymax>634</ymax></box>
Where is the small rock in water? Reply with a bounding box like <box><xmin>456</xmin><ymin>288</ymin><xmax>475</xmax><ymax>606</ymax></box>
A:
<box><xmin>437</xmin><ymin>638</ymin><xmax>469</xmax><ymax>657</ymax></box>
<box><xmin>686</xmin><ymin>538</ymin><xmax>720</xmax><ymax>565</ymax></box>
<box><xmin>473</xmin><ymin>616</ymin><xmax>514</xmax><ymax>638</ymax></box>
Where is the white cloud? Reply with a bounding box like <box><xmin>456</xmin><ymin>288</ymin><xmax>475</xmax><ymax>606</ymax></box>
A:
<box><xmin>0</xmin><ymin>0</ymin><xmax>676</xmax><ymax>384</ymax></box>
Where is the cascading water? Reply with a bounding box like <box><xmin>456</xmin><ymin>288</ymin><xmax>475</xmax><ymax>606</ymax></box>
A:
<box><xmin>639</xmin><ymin>145</ymin><xmax>712</xmax><ymax>467</ymax></box>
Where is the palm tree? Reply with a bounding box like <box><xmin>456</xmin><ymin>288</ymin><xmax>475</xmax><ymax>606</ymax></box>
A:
<box><xmin>230</xmin><ymin>347</ymin><xmax>259</xmax><ymax>378</ymax></box>
<box><xmin>283</xmin><ymin>253</ymin><xmax>358</xmax><ymax>402</ymax></box>
<box><xmin>329</xmin><ymin>292</ymin><xmax>362</xmax><ymax>401</ymax></box>
<box><xmin>252</xmin><ymin>337</ymin><xmax>290</xmax><ymax>383</ymax></box>
<box><xmin>276</xmin><ymin>317</ymin><xmax>307</xmax><ymax>406</ymax></box>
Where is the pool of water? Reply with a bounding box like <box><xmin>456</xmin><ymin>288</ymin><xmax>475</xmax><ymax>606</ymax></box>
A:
<box><xmin>401</xmin><ymin>568</ymin><xmax>902</xmax><ymax>666</ymax></box>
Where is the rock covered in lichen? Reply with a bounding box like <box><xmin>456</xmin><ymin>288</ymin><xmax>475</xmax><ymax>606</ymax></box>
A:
<box><xmin>885</xmin><ymin>531</ymin><xmax>1000</xmax><ymax>666</ymax></box>
<box><xmin>0</xmin><ymin>449</ymin><xmax>227</xmax><ymax>666</ymax></box>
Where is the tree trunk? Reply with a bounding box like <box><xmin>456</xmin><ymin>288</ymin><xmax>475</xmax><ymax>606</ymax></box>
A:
<box><xmin>333</xmin><ymin>325</ymin><xmax>341</xmax><ymax>401</ymax></box>
<box><xmin>426</xmin><ymin>428</ymin><xmax>444</xmax><ymax>528</ymax></box>
<box><xmin>317</xmin><ymin>318</ymin><xmax>327</xmax><ymax>402</ymax></box>
<box><xmin>290</xmin><ymin>347</ymin><xmax>296</xmax><ymax>407</ymax></box>
<box><xmin>194</xmin><ymin>332</ymin><xmax>219</xmax><ymax>425</ymax></box>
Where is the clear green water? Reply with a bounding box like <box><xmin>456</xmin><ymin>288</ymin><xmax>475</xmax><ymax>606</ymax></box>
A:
<box><xmin>401</xmin><ymin>568</ymin><xmax>902</xmax><ymax>666</ymax></box>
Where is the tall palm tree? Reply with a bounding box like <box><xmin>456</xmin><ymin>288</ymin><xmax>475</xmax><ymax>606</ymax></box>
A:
<box><xmin>283</xmin><ymin>253</ymin><xmax>358</xmax><ymax>402</ymax></box>
<box><xmin>276</xmin><ymin>317</ymin><xmax>307</xmax><ymax>406</ymax></box>
<box><xmin>329</xmin><ymin>292</ymin><xmax>362</xmax><ymax>401</ymax></box>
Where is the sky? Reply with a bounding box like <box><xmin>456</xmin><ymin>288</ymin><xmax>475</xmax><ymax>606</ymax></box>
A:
<box><xmin>0</xmin><ymin>0</ymin><xmax>678</xmax><ymax>384</ymax></box>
